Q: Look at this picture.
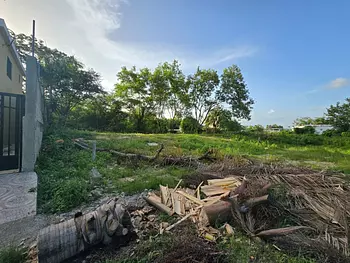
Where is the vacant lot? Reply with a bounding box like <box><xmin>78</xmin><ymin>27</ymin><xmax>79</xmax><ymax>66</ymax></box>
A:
<box><xmin>36</xmin><ymin>130</ymin><xmax>350</xmax><ymax>213</ymax></box>
<box><xmin>32</xmin><ymin>130</ymin><xmax>350</xmax><ymax>263</ymax></box>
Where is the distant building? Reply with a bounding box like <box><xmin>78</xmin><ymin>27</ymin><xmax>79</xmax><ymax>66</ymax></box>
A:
<box><xmin>293</xmin><ymin>124</ymin><xmax>333</xmax><ymax>135</ymax></box>
<box><xmin>266</xmin><ymin>127</ymin><xmax>283</xmax><ymax>132</ymax></box>
<box><xmin>266</xmin><ymin>125</ymin><xmax>283</xmax><ymax>132</ymax></box>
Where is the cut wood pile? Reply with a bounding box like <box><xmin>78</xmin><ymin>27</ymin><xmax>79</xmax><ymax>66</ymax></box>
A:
<box><xmin>145</xmin><ymin>162</ymin><xmax>350</xmax><ymax>262</ymax></box>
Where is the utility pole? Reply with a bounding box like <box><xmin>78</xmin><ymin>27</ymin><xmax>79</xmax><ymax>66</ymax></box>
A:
<box><xmin>31</xmin><ymin>20</ymin><xmax>35</xmax><ymax>56</ymax></box>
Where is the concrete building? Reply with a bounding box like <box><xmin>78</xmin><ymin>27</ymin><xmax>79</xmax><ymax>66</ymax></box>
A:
<box><xmin>0</xmin><ymin>18</ymin><xmax>26</xmax><ymax>171</ymax></box>
<box><xmin>293</xmin><ymin>124</ymin><xmax>334</xmax><ymax>135</ymax></box>
<box><xmin>0</xmin><ymin>18</ymin><xmax>25</xmax><ymax>94</ymax></box>
<box><xmin>0</xmin><ymin>18</ymin><xmax>41</xmax><ymax>225</ymax></box>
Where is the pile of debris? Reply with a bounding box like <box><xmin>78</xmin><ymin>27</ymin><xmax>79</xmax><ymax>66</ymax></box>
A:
<box><xmin>145</xmin><ymin>162</ymin><xmax>350</xmax><ymax>262</ymax></box>
<box><xmin>144</xmin><ymin>178</ymin><xmax>243</xmax><ymax>240</ymax></box>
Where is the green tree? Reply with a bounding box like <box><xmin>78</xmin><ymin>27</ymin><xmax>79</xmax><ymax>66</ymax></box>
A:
<box><xmin>216</xmin><ymin>65</ymin><xmax>254</xmax><ymax>120</ymax></box>
<box><xmin>293</xmin><ymin>117</ymin><xmax>329</xmax><ymax>126</ymax></box>
<box><xmin>159</xmin><ymin>60</ymin><xmax>188</xmax><ymax>120</ymax></box>
<box><xmin>326</xmin><ymin>98</ymin><xmax>350</xmax><ymax>132</ymax></box>
<box><xmin>115</xmin><ymin>66</ymin><xmax>154</xmax><ymax>132</ymax></box>
<box><xmin>205</xmin><ymin>106</ymin><xmax>235</xmax><ymax>132</ymax></box>
<box><xmin>187</xmin><ymin>68</ymin><xmax>220</xmax><ymax>124</ymax></box>
<box><xmin>11</xmin><ymin>31</ymin><xmax>104</xmax><ymax>127</ymax></box>
<box><xmin>180</xmin><ymin>116</ymin><xmax>201</xmax><ymax>133</ymax></box>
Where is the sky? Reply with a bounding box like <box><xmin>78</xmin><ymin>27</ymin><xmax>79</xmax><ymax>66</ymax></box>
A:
<box><xmin>1</xmin><ymin>0</ymin><xmax>350</xmax><ymax>126</ymax></box>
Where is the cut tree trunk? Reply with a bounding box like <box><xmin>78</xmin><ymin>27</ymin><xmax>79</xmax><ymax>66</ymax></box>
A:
<box><xmin>37</xmin><ymin>199</ymin><xmax>132</xmax><ymax>263</ymax></box>
<box><xmin>199</xmin><ymin>200</ymin><xmax>233</xmax><ymax>226</ymax></box>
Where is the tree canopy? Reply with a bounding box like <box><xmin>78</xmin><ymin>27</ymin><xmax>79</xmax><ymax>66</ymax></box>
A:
<box><xmin>326</xmin><ymin>98</ymin><xmax>350</xmax><ymax>132</ymax></box>
<box><xmin>11</xmin><ymin>31</ymin><xmax>104</xmax><ymax>126</ymax></box>
<box><xmin>114</xmin><ymin>62</ymin><xmax>254</xmax><ymax>131</ymax></box>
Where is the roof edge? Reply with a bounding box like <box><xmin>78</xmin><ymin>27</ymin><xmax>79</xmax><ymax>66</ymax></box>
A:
<box><xmin>0</xmin><ymin>18</ymin><xmax>26</xmax><ymax>76</ymax></box>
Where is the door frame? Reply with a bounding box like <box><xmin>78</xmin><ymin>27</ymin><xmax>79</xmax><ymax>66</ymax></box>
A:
<box><xmin>0</xmin><ymin>92</ymin><xmax>25</xmax><ymax>171</ymax></box>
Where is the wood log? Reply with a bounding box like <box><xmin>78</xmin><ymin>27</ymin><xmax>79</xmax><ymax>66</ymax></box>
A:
<box><xmin>37</xmin><ymin>200</ymin><xmax>131</xmax><ymax>263</ymax></box>
<box><xmin>201</xmin><ymin>185</ymin><xmax>228</xmax><ymax>196</ymax></box>
<box><xmin>256</xmin><ymin>226</ymin><xmax>312</xmax><ymax>238</ymax></box>
<box><xmin>199</xmin><ymin>200</ymin><xmax>233</xmax><ymax>226</ymax></box>
<box><xmin>244</xmin><ymin>195</ymin><xmax>269</xmax><ymax>207</ymax></box>
<box><xmin>144</xmin><ymin>195</ymin><xmax>173</xmax><ymax>216</ymax></box>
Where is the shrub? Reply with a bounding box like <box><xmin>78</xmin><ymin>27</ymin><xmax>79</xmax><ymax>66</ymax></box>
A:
<box><xmin>144</xmin><ymin>118</ymin><xmax>168</xmax><ymax>133</ymax></box>
<box><xmin>180</xmin><ymin>117</ymin><xmax>201</xmax><ymax>133</ymax></box>
<box><xmin>341</xmin><ymin>131</ymin><xmax>350</xmax><ymax>137</ymax></box>
<box><xmin>168</xmin><ymin>119</ymin><xmax>181</xmax><ymax>130</ymax></box>
<box><xmin>294</xmin><ymin>126</ymin><xmax>315</xmax><ymax>134</ymax></box>
<box><xmin>221</xmin><ymin>119</ymin><xmax>242</xmax><ymax>132</ymax></box>
<box><xmin>322</xmin><ymin>129</ymin><xmax>340</xmax><ymax>137</ymax></box>
<box><xmin>0</xmin><ymin>247</ymin><xmax>26</xmax><ymax>263</ymax></box>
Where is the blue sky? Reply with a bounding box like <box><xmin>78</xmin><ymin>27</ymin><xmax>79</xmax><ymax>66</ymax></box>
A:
<box><xmin>2</xmin><ymin>0</ymin><xmax>350</xmax><ymax>126</ymax></box>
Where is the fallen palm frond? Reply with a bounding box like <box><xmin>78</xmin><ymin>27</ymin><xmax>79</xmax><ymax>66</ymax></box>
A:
<box><xmin>180</xmin><ymin>160</ymin><xmax>350</xmax><ymax>261</ymax></box>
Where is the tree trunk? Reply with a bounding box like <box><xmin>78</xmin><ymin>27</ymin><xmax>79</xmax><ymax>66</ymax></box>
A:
<box><xmin>37</xmin><ymin>200</ymin><xmax>132</xmax><ymax>263</ymax></box>
<box><xmin>199</xmin><ymin>200</ymin><xmax>232</xmax><ymax>226</ymax></box>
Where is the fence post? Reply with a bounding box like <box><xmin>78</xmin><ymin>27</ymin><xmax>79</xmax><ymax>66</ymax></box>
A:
<box><xmin>92</xmin><ymin>141</ymin><xmax>96</xmax><ymax>161</ymax></box>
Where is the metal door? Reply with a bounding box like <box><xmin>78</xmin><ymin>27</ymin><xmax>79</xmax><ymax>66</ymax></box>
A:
<box><xmin>0</xmin><ymin>92</ymin><xmax>25</xmax><ymax>171</ymax></box>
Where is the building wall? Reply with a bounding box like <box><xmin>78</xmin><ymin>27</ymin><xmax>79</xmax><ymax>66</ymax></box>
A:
<box><xmin>0</xmin><ymin>33</ymin><xmax>23</xmax><ymax>94</ymax></box>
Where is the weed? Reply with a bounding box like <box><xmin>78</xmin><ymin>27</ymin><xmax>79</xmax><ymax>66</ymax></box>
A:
<box><xmin>0</xmin><ymin>247</ymin><xmax>27</xmax><ymax>263</ymax></box>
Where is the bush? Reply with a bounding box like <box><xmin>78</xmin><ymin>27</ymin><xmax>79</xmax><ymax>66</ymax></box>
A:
<box><xmin>180</xmin><ymin>117</ymin><xmax>201</xmax><ymax>133</ymax></box>
<box><xmin>341</xmin><ymin>131</ymin><xmax>350</xmax><ymax>137</ymax></box>
<box><xmin>168</xmin><ymin>119</ymin><xmax>181</xmax><ymax>130</ymax></box>
<box><xmin>322</xmin><ymin>129</ymin><xmax>340</xmax><ymax>137</ymax></box>
<box><xmin>221</xmin><ymin>119</ymin><xmax>242</xmax><ymax>132</ymax></box>
<box><xmin>144</xmin><ymin>118</ymin><xmax>168</xmax><ymax>133</ymax></box>
<box><xmin>0</xmin><ymin>247</ymin><xmax>26</xmax><ymax>263</ymax></box>
<box><xmin>294</xmin><ymin>126</ymin><xmax>315</xmax><ymax>134</ymax></box>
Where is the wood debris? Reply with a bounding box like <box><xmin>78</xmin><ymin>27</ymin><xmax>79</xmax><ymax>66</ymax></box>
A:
<box><xmin>144</xmin><ymin>178</ymin><xmax>244</xmax><ymax>239</ymax></box>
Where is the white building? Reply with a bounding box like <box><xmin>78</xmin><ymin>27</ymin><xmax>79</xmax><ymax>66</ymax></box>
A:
<box><xmin>293</xmin><ymin>124</ymin><xmax>333</xmax><ymax>135</ymax></box>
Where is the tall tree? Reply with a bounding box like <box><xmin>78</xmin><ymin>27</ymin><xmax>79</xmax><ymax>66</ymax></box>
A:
<box><xmin>11</xmin><ymin>31</ymin><xmax>104</xmax><ymax>126</ymax></box>
<box><xmin>216</xmin><ymin>65</ymin><xmax>254</xmax><ymax>120</ymax></box>
<box><xmin>326</xmin><ymin>98</ymin><xmax>350</xmax><ymax>132</ymax></box>
<box><xmin>159</xmin><ymin>60</ymin><xmax>188</xmax><ymax>120</ymax></box>
<box><xmin>187</xmin><ymin>68</ymin><xmax>220</xmax><ymax>124</ymax></box>
<box><xmin>115</xmin><ymin>66</ymin><xmax>154</xmax><ymax>131</ymax></box>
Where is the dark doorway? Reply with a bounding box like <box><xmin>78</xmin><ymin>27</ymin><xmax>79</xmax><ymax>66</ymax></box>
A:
<box><xmin>0</xmin><ymin>92</ymin><xmax>25</xmax><ymax>171</ymax></box>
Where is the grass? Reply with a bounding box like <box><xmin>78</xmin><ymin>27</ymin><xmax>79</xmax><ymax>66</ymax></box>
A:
<box><xmin>0</xmin><ymin>247</ymin><xmax>27</xmax><ymax>263</ymax></box>
<box><xmin>36</xmin><ymin>130</ymin><xmax>350</xmax><ymax>213</ymax></box>
<box><xmin>99</xmin><ymin>228</ymin><xmax>315</xmax><ymax>263</ymax></box>
<box><xmin>35</xmin><ymin>129</ymin><xmax>347</xmax><ymax>262</ymax></box>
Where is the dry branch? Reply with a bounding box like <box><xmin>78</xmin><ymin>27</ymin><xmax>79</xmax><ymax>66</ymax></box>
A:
<box><xmin>74</xmin><ymin>139</ymin><xmax>164</xmax><ymax>162</ymax></box>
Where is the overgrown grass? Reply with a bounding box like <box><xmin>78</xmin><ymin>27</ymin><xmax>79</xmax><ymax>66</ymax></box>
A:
<box><xmin>101</xmin><ymin>229</ymin><xmax>315</xmax><ymax>263</ymax></box>
<box><xmin>36</xmin><ymin>130</ymin><xmax>350</xmax><ymax>213</ymax></box>
<box><xmin>0</xmin><ymin>247</ymin><xmax>27</xmax><ymax>263</ymax></box>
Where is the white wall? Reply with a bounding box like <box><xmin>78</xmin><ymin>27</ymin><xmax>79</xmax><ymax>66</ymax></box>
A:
<box><xmin>22</xmin><ymin>56</ymin><xmax>43</xmax><ymax>172</ymax></box>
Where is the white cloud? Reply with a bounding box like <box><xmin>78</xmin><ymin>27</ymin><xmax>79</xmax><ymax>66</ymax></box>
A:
<box><xmin>328</xmin><ymin>77</ymin><xmax>349</xmax><ymax>89</ymax></box>
<box><xmin>267</xmin><ymin>109</ymin><xmax>275</xmax><ymax>114</ymax></box>
<box><xmin>0</xmin><ymin>0</ymin><xmax>257</xmax><ymax>91</ymax></box>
